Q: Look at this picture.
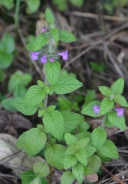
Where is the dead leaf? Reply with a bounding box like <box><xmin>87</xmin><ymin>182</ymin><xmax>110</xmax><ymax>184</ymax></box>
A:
<box><xmin>85</xmin><ymin>173</ymin><xmax>98</xmax><ymax>182</ymax></box>
<box><xmin>0</xmin><ymin>134</ymin><xmax>45</xmax><ymax>175</ymax></box>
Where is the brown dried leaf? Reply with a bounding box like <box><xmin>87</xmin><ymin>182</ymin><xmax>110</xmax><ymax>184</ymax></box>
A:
<box><xmin>85</xmin><ymin>173</ymin><xmax>98</xmax><ymax>182</ymax></box>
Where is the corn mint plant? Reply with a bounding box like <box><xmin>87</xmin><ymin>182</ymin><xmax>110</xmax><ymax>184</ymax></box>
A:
<box><xmin>11</xmin><ymin>8</ymin><xmax>127</xmax><ymax>184</ymax></box>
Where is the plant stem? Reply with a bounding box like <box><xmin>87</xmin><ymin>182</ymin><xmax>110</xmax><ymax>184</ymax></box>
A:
<box><xmin>44</xmin><ymin>36</ymin><xmax>53</xmax><ymax>108</ymax></box>
<box><xmin>15</xmin><ymin>0</ymin><xmax>21</xmax><ymax>29</ymax></box>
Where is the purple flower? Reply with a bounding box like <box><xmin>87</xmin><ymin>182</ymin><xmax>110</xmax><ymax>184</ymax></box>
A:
<box><xmin>31</xmin><ymin>52</ymin><xmax>40</xmax><ymax>61</ymax></box>
<box><xmin>41</xmin><ymin>27</ymin><xmax>47</xmax><ymax>33</ymax></box>
<box><xmin>115</xmin><ymin>108</ymin><xmax>124</xmax><ymax>117</ymax></box>
<box><xmin>50</xmin><ymin>57</ymin><xmax>54</xmax><ymax>62</ymax></box>
<box><xmin>58</xmin><ymin>50</ymin><xmax>68</xmax><ymax>60</ymax></box>
<box><xmin>93</xmin><ymin>105</ymin><xmax>100</xmax><ymax>114</ymax></box>
<box><xmin>40</xmin><ymin>55</ymin><xmax>47</xmax><ymax>64</ymax></box>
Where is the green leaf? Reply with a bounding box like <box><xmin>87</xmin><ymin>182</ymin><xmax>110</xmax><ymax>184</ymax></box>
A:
<box><xmin>0</xmin><ymin>52</ymin><xmax>13</xmax><ymax>69</ymax></box>
<box><xmin>59</xmin><ymin>30</ymin><xmax>76</xmax><ymax>42</ymax></box>
<box><xmin>81</xmin><ymin>101</ymin><xmax>101</xmax><ymax>117</ymax></box>
<box><xmin>64</xmin><ymin>133</ymin><xmax>77</xmax><ymax>145</ymax></box>
<box><xmin>78</xmin><ymin>121</ymin><xmax>90</xmax><ymax>132</ymax></box>
<box><xmin>24</xmin><ymin>85</ymin><xmax>46</xmax><ymax>107</ymax></box>
<box><xmin>0</xmin><ymin>0</ymin><xmax>14</xmax><ymax>9</ymax></box>
<box><xmin>26</xmin><ymin>0</ymin><xmax>40</xmax><ymax>13</ymax></box>
<box><xmin>76</xmin><ymin>132</ymin><xmax>91</xmax><ymax>140</ymax></box>
<box><xmin>111</xmin><ymin>78</ymin><xmax>124</xmax><ymax>95</ymax></box>
<box><xmin>98</xmin><ymin>86</ymin><xmax>111</xmax><ymax>97</ymax></box>
<box><xmin>44</xmin><ymin>144</ymin><xmax>66</xmax><ymax>170</ymax></box>
<box><xmin>77</xmin><ymin>138</ymin><xmax>90</xmax><ymax>148</ymax></box>
<box><xmin>11</xmin><ymin>97</ymin><xmax>38</xmax><ymax>115</ymax></box>
<box><xmin>14</xmin><ymin>85</ymin><xmax>27</xmax><ymax>97</ymax></box>
<box><xmin>65</xmin><ymin>145</ymin><xmax>77</xmax><ymax>155</ymax></box>
<box><xmin>69</xmin><ymin>0</ymin><xmax>83</xmax><ymax>7</ymax></box>
<box><xmin>20</xmin><ymin>170</ymin><xmax>36</xmax><ymax>184</ymax></box>
<box><xmin>61</xmin><ymin>171</ymin><xmax>75</xmax><ymax>184</ymax></box>
<box><xmin>76</xmin><ymin>149</ymin><xmax>88</xmax><ymax>166</ymax></box>
<box><xmin>24</xmin><ymin>128</ymin><xmax>47</xmax><ymax>156</ymax></box>
<box><xmin>16</xmin><ymin>132</ymin><xmax>27</xmax><ymax>152</ymax></box>
<box><xmin>21</xmin><ymin>73</ymin><xmax>32</xmax><ymax>86</ymax></box>
<box><xmin>53</xmin><ymin>75</ymin><xmax>82</xmax><ymax>94</ymax></box>
<box><xmin>108</xmin><ymin>112</ymin><xmax>126</xmax><ymax>130</ymax></box>
<box><xmin>64</xmin><ymin>155</ymin><xmax>77</xmax><ymax>169</ymax></box>
<box><xmin>8</xmin><ymin>71</ymin><xmax>21</xmax><ymax>92</ymax></box>
<box><xmin>33</xmin><ymin>162</ymin><xmax>50</xmax><ymax>177</ymax></box>
<box><xmin>99</xmin><ymin>139</ymin><xmax>119</xmax><ymax>159</ymax></box>
<box><xmin>91</xmin><ymin>126</ymin><xmax>107</xmax><ymax>149</ymax></box>
<box><xmin>43</xmin><ymin>110</ymin><xmax>64</xmax><ymax>140</ymax></box>
<box><xmin>100</xmin><ymin>97</ymin><xmax>114</xmax><ymax>115</ymax></box>
<box><xmin>84</xmin><ymin>167</ymin><xmax>94</xmax><ymax>176</ymax></box>
<box><xmin>51</xmin><ymin>27</ymin><xmax>59</xmax><ymax>42</ymax></box>
<box><xmin>32</xmin><ymin>34</ymin><xmax>49</xmax><ymax>51</ymax></box>
<box><xmin>88</xmin><ymin>155</ymin><xmax>101</xmax><ymax>173</ymax></box>
<box><xmin>1</xmin><ymin>33</ymin><xmax>15</xmax><ymax>53</ymax></box>
<box><xmin>45</xmin><ymin>8</ymin><xmax>54</xmax><ymax>24</ymax></box>
<box><xmin>44</xmin><ymin>61</ymin><xmax>61</xmax><ymax>85</ymax></box>
<box><xmin>61</xmin><ymin>111</ymin><xmax>84</xmax><ymax>133</ymax></box>
<box><xmin>85</xmin><ymin>145</ymin><xmax>96</xmax><ymax>157</ymax></box>
<box><xmin>72</xmin><ymin>163</ymin><xmax>84</xmax><ymax>183</ymax></box>
<box><xmin>114</xmin><ymin>94</ymin><xmax>128</xmax><ymax>107</ymax></box>
<box><xmin>1</xmin><ymin>98</ymin><xmax>17</xmax><ymax>112</ymax></box>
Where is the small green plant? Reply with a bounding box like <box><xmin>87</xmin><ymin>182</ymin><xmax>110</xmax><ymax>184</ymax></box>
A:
<box><xmin>10</xmin><ymin>8</ymin><xmax>128</xmax><ymax>184</ymax></box>
<box><xmin>90</xmin><ymin>62</ymin><xmax>106</xmax><ymax>73</ymax></box>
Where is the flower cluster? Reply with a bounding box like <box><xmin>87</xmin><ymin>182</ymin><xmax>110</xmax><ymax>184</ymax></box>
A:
<box><xmin>30</xmin><ymin>50</ymin><xmax>68</xmax><ymax>64</ymax></box>
<box><xmin>115</xmin><ymin>108</ymin><xmax>124</xmax><ymax>117</ymax></box>
<box><xmin>93</xmin><ymin>105</ymin><xmax>124</xmax><ymax>117</ymax></box>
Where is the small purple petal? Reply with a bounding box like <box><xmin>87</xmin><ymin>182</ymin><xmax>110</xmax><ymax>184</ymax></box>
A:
<box><xmin>41</xmin><ymin>27</ymin><xmax>47</xmax><ymax>33</ymax></box>
<box><xmin>93</xmin><ymin>105</ymin><xmax>100</xmax><ymax>114</ymax></box>
<box><xmin>31</xmin><ymin>52</ymin><xmax>40</xmax><ymax>61</ymax></box>
<box><xmin>50</xmin><ymin>57</ymin><xmax>54</xmax><ymax>62</ymax></box>
<box><xmin>58</xmin><ymin>50</ymin><xmax>68</xmax><ymax>61</ymax></box>
<box><xmin>115</xmin><ymin>108</ymin><xmax>124</xmax><ymax>117</ymax></box>
<box><xmin>40</xmin><ymin>55</ymin><xmax>47</xmax><ymax>64</ymax></box>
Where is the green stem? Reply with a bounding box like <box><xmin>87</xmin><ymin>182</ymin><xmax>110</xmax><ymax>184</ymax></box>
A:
<box><xmin>15</xmin><ymin>0</ymin><xmax>21</xmax><ymax>29</ymax></box>
<box><xmin>44</xmin><ymin>36</ymin><xmax>53</xmax><ymax>108</ymax></box>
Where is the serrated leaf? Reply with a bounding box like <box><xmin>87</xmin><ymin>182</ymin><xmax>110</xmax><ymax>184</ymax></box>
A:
<box><xmin>99</xmin><ymin>86</ymin><xmax>111</xmax><ymax>97</ymax></box>
<box><xmin>45</xmin><ymin>8</ymin><xmax>54</xmax><ymax>24</ymax></box>
<box><xmin>77</xmin><ymin>138</ymin><xmax>90</xmax><ymax>149</ymax></box>
<box><xmin>44</xmin><ymin>144</ymin><xmax>65</xmax><ymax>170</ymax></box>
<box><xmin>64</xmin><ymin>133</ymin><xmax>77</xmax><ymax>145</ymax></box>
<box><xmin>32</xmin><ymin>34</ymin><xmax>49</xmax><ymax>51</ymax></box>
<box><xmin>88</xmin><ymin>155</ymin><xmax>101</xmax><ymax>173</ymax></box>
<box><xmin>44</xmin><ymin>61</ymin><xmax>60</xmax><ymax>85</ymax></box>
<box><xmin>84</xmin><ymin>167</ymin><xmax>94</xmax><ymax>176</ymax></box>
<box><xmin>111</xmin><ymin>78</ymin><xmax>124</xmax><ymax>95</ymax></box>
<box><xmin>53</xmin><ymin>75</ymin><xmax>82</xmax><ymax>94</ymax></box>
<box><xmin>108</xmin><ymin>112</ymin><xmax>126</xmax><ymax>130</ymax></box>
<box><xmin>51</xmin><ymin>27</ymin><xmax>59</xmax><ymax>42</ymax></box>
<box><xmin>91</xmin><ymin>126</ymin><xmax>107</xmax><ymax>149</ymax></box>
<box><xmin>76</xmin><ymin>132</ymin><xmax>91</xmax><ymax>140</ymax></box>
<box><xmin>81</xmin><ymin>101</ymin><xmax>101</xmax><ymax>117</ymax></box>
<box><xmin>114</xmin><ymin>94</ymin><xmax>128</xmax><ymax>107</ymax></box>
<box><xmin>11</xmin><ymin>97</ymin><xmax>38</xmax><ymax>115</ymax></box>
<box><xmin>23</xmin><ymin>128</ymin><xmax>47</xmax><ymax>156</ymax></box>
<box><xmin>61</xmin><ymin>111</ymin><xmax>84</xmax><ymax>133</ymax></box>
<box><xmin>100</xmin><ymin>97</ymin><xmax>114</xmax><ymax>115</ymax></box>
<box><xmin>24</xmin><ymin>85</ymin><xmax>46</xmax><ymax>107</ymax></box>
<box><xmin>85</xmin><ymin>145</ymin><xmax>96</xmax><ymax>157</ymax></box>
<box><xmin>16</xmin><ymin>132</ymin><xmax>27</xmax><ymax>152</ymax></box>
<box><xmin>43</xmin><ymin>110</ymin><xmax>64</xmax><ymax>140</ymax></box>
<box><xmin>64</xmin><ymin>155</ymin><xmax>77</xmax><ymax>169</ymax></box>
<box><xmin>61</xmin><ymin>171</ymin><xmax>75</xmax><ymax>184</ymax></box>
<box><xmin>59</xmin><ymin>30</ymin><xmax>76</xmax><ymax>42</ymax></box>
<box><xmin>33</xmin><ymin>162</ymin><xmax>50</xmax><ymax>177</ymax></box>
<box><xmin>72</xmin><ymin>163</ymin><xmax>84</xmax><ymax>183</ymax></box>
<box><xmin>76</xmin><ymin>149</ymin><xmax>88</xmax><ymax>166</ymax></box>
<box><xmin>99</xmin><ymin>139</ymin><xmax>119</xmax><ymax>159</ymax></box>
<box><xmin>65</xmin><ymin>145</ymin><xmax>77</xmax><ymax>155</ymax></box>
